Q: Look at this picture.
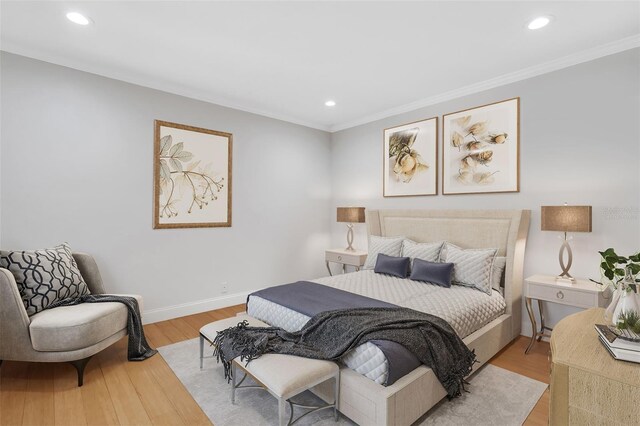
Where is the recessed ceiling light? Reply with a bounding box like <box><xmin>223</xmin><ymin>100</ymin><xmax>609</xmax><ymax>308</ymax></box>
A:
<box><xmin>325</xmin><ymin>100</ymin><xmax>336</xmax><ymax>107</ymax></box>
<box><xmin>527</xmin><ymin>16</ymin><xmax>551</xmax><ymax>30</ymax></box>
<box><xmin>66</xmin><ymin>12</ymin><xmax>91</xmax><ymax>26</ymax></box>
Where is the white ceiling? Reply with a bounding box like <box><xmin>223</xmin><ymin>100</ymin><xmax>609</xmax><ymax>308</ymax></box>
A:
<box><xmin>2</xmin><ymin>1</ymin><xmax>639</xmax><ymax>132</ymax></box>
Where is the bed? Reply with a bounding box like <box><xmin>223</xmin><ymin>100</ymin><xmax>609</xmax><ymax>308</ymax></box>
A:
<box><xmin>248</xmin><ymin>209</ymin><xmax>530</xmax><ymax>425</ymax></box>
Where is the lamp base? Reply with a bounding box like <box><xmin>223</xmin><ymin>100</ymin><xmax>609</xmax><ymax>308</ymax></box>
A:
<box><xmin>555</xmin><ymin>276</ymin><xmax>576</xmax><ymax>284</ymax></box>
<box><xmin>345</xmin><ymin>224</ymin><xmax>355</xmax><ymax>251</ymax></box>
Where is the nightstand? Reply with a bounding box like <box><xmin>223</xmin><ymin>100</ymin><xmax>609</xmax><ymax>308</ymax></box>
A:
<box><xmin>524</xmin><ymin>274</ymin><xmax>609</xmax><ymax>354</ymax></box>
<box><xmin>325</xmin><ymin>248</ymin><xmax>367</xmax><ymax>276</ymax></box>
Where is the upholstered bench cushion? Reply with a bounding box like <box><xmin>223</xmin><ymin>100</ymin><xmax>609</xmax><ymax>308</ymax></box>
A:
<box><xmin>238</xmin><ymin>354</ymin><xmax>338</xmax><ymax>398</ymax></box>
<box><xmin>29</xmin><ymin>294</ymin><xmax>142</xmax><ymax>352</ymax></box>
<box><xmin>200</xmin><ymin>314</ymin><xmax>269</xmax><ymax>341</ymax></box>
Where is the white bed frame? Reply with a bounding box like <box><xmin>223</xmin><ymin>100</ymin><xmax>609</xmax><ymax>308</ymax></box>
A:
<box><xmin>312</xmin><ymin>209</ymin><xmax>531</xmax><ymax>426</ymax></box>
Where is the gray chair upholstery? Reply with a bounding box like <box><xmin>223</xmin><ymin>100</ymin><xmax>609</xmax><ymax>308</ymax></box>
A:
<box><xmin>0</xmin><ymin>252</ymin><xmax>143</xmax><ymax>386</ymax></box>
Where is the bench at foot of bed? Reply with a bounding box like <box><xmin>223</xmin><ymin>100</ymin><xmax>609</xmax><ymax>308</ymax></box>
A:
<box><xmin>200</xmin><ymin>314</ymin><xmax>340</xmax><ymax>426</ymax></box>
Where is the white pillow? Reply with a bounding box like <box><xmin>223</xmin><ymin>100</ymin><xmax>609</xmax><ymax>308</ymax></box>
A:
<box><xmin>491</xmin><ymin>257</ymin><xmax>507</xmax><ymax>293</ymax></box>
<box><xmin>363</xmin><ymin>236</ymin><xmax>404</xmax><ymax>270</ymax></box>
<box><xmin>401</xmin><ymin>239</ymin><xmax>443</xmax><ymax>263</ymax></box>
<box><xmin>440</xmin><ymin>242</ymin><xmax>497</xmax><ymax>295</ymax></box>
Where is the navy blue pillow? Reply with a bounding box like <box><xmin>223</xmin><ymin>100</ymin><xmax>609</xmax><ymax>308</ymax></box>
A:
<box><xmin>374</xmin><ymin>254</ymin><xmax>411</xmax><ymax>278</ymax></box>
<box><xmin>410</xmin><ymin>258</ymin><xmax>454</xmax><ymax>287</ymax></box>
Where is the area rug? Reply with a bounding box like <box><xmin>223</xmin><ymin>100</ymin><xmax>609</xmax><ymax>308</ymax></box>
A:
<box><xmin>159</xmin><ymin>338</ymin><xmax>547</xmax><ymax>425</ymax></box>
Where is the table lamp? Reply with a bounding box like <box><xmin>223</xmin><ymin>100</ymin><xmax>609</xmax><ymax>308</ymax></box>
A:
<box><xmin>541</xmin><ymin>204</ymin><xmax>592</xmax><ymax>283</ymax></box>
<box><xmin>337</xmin><ymin>207</ymin><xmax>365</xmax><ymax>251</ymax></box>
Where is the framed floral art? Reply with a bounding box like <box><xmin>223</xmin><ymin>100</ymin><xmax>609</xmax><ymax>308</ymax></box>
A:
<box><xmin>442</xmin><ymin>98</ymin><xmax>519</xmax><ymax>195</ymax></box>
<box><xmin>153</xmin><ymin>120</ymin><xmax>232</xmax><ymax>229</ymax></box>
<box><xmin>383</xmin><ymin>117</ymin><xmax>438</xmax><ymax>197</ymax></box>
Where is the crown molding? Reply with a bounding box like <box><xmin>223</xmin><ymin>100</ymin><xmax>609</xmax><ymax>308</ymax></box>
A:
<box><xmin>0</xmin><ymin>43</ymin><xmax>331</xmax><ymax>132</ymax></box>
<box><xmin>329</xmin><ymin>34</ymin><xmax>640</xmax><ymax>133</ymax></box>
<box><xmin>3</xmin><ymin>34</ymin><xmax>639</xmax><ymax>134</ymax></box>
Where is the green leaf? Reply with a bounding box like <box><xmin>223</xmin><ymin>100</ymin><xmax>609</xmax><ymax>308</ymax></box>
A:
<box><xmin>615</xmin><ymin>268</ymin><xmax>625</xmax><ymax>276</ymax></box>
<box><xmin>604</xmin><ymin>269</ymin><xmax>615</xmax><ymax>280</ymax></box>
<box><xmin>601</xmin><ymin>248</ymin><xmax>616</xmax><ymax>258</ymax></box>
<box><xmin>159</xmin><ymin>135</ymin><xmax>172</xmax><ymax>156</ymax></box>
<box><xmin>170</xmin><ymin>158</ymin><xmax>183</xmax><ymax>172</ymax></box>
<box><xmin>629</xmin><ymin>264</ymin><xmax>640</xmax><ymax>275</ymax></box>
<box><xmin>629</xmin><ymin>253</ymin><xmax>640</xmax><ymax>262</ymax></box>
<box><xmin>169</xmin><ymin>142</ymin><xmax>183</xmax><ymax>157</ymax></box>
<box><xmin>605</xmin><ymin>255</ymin><xmax>619</xmax><ymax>265</ymax></box>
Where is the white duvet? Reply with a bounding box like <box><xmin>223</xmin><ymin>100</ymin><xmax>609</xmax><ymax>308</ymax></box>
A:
<box><xmin>247</xmin><ymin>270</ymin><xmax>505</xmax><ymax>385</ymax></box>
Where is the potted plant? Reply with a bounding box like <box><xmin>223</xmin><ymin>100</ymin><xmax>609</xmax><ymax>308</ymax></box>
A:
<box><xmin>593</xmin><ymin>248</ymin><xmax>640</xmax><ymax>326</ymax></box>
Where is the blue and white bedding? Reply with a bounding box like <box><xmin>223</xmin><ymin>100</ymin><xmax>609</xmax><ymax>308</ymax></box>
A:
<box><xmin>247</xmin><ymin>269</ymin><xmax>505</xmax><ymax>385</ymax></box>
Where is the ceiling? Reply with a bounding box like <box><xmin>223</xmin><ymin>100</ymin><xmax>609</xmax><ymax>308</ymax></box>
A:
<box><xmin>2</xmin><ymin>1</ymin><xmax>639</xmax><ymax>132</ymax></box>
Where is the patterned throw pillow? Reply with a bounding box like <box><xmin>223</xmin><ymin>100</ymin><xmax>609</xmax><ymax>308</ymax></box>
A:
<box><xmin>401</xmin><ymin>239</ymin><xmax>444</xmax><ymax>263</ymax></box>
<box><xmin>440</xmin><ymin>242</ymin><xmax>497</xmax><ymax>295</ymax></box>
<box><xmin>363</xmin><ymin>236</ymin><xmax>404</xmax><ymax>270</ymax></box>
<box><xmin>0</xmin><ymin>243</ymin><xmax>90</xmax><ymax>315</ymax></box>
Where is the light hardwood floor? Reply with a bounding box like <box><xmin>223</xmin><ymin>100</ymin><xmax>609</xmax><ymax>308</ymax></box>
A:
<box><xmin>1</xmin><ymin>305</ymin><xmax>550</xmax><ymax>425</ymax></box>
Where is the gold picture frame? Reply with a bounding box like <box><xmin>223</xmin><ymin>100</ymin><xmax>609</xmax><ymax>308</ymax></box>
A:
<box><xmin>442</xmin><ymin>97</ymin><xmax>520</xmax><ymax>195</ymax></box>
<box><xmin>383</xmin><ymin>117</ymin><xmax>438</xmax><ymax>197</ymax></box>
<box><xmin>153</xmin><ymin>120</ymin><xmax>232</xmax><ymax>229</ymax></box>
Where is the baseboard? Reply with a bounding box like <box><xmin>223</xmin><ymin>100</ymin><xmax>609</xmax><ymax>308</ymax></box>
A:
<box><xmin>142</xmin><ymin>290</ymin><xmax>250</xmax><ymax>324</ymax></box>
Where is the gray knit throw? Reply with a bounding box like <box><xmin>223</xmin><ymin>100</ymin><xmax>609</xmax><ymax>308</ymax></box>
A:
<box><xmin>213</xmin><ymin>307</ymin><xmax>476</xmax><ymax>398</ymax></box>
<box><xmin>49</xmin><ymin>294</ymin><xmax>157</xmax><ymax>361</ymax></box>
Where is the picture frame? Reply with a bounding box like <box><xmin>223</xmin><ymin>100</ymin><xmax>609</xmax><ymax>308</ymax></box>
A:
<box><xmin>442</xmin><ymin>97</ymin><xmax>519</xmax><ymax>195</ymax></box>
<box><xmin>383</xmin><ymin>117</ymin><xmax>438</xmax><ymax>197</ymax></box>
<box><xmin>153</xmin><ymin>120</ymin><xmax>232</xmax><ymax>229</ymax></box>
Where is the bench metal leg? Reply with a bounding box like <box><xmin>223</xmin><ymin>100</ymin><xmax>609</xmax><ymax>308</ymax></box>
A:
<box><xmin>278</xmin><ymin>398</ymin><xmax>287</xmax><ymax>426</ymax></box>
<box><xmin>231</xmin><ymin>362</ymin><xmax>236</xmax><ymax>404</ymax></box>
<box><xmin>199</xmin><ymin>335</ymin><xmax>204</xmax><ymax>369</ymax></box>
<box><xmin>334</xmin><ymin>372</ymin><xmax>340</xmax><ymax>421</ymax></box>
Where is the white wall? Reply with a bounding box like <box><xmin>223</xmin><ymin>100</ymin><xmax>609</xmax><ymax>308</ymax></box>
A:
<box><xmin>330</xmin><ymin>48</ymin><xmax>640</xmax><ymax>336</ymax></box>
<box><xmin>2</xmin><ymin>49</ymin><xmax>639</xmax><ymax>334</ymax></box>
<box><xmin>0</xmin><ymin>52</ymin><xmax>332</xmax><ymax>322</ymax></box>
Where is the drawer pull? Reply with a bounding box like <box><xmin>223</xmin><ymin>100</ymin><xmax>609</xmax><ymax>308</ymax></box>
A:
<box><xmin>337</xmin><ymin>256</ymin><xmax>342</xmax><ymax>261</ymax></box>
<box><xmin>556</xmin><ymin>291</ymin><xmax>564</xmax><ymax>300</ymax></box>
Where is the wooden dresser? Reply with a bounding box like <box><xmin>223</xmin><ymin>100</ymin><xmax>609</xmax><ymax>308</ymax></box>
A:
<box><xmin>550</xmin><ymin>308</ymin><xmax>640</xmax><ymax>425</ymax></box>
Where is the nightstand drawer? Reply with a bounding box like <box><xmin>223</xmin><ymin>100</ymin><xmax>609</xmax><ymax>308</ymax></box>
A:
<box><xmin>527</xmin><ymin>283</ymin><xmax>596</xmax><ymax>308</ymax></box>
<box><xmin>325</xmin><ymin>250</ymin><xmax>367</xmax><ymax>266</ymax></box>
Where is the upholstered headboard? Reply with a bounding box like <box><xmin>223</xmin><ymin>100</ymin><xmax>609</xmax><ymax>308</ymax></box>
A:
<box><xmin>366</xmin><ymin>209</ymin><xmax>531</xmax><ymax>338</ymax></box>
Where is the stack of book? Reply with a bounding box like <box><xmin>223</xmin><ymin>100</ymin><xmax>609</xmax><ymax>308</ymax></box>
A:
<box><xmin>595</xmin><ymin>324</ymin><xmax>640</xmax><ymax>363</ymax></box>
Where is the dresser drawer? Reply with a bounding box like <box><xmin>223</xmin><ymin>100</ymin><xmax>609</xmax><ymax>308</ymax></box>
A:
<box><xmin>325</xmin><ymin>251</ymin><xmax>366</xmax><ymax>266</ymax></box>
<box><xmin>527</xmin><ymin>283</ymin><xmax>597</xmax><ymax>308</ymax></box>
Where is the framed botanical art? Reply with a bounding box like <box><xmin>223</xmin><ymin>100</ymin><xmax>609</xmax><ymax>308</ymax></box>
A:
<box><xmin>383</xmin><ymin>117</ymin><xmax>438</xmax><ymax>197</ymax></box>
<box><xmin>153</xmin><ymin>120</ymin><xmax>232</xmax><ymax>229</ymax></box>
<box><xmin>442</xmin><ymin>97</ymin><xmax>519</xmax><ymax>195</ymax></box>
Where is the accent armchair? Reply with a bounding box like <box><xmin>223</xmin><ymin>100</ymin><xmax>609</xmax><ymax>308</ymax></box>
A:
<box><xmin>0</xmin><ymin>252</ymin><xmax>143</xmax><ymax>386</ymax></box>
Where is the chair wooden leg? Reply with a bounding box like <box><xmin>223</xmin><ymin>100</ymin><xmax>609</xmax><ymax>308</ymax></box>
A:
<box><xmin>69</xmin><ymin>356</ymin><xmax>93</xmax><ymax>387</ymax></box>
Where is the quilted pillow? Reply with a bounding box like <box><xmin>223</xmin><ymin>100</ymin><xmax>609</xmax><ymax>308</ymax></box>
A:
<box><xmin>363</xmin><ymin>235</ymin><xmax>404</xmax><ymax>270</ymax></box>
<box><xmin>410</xmin><ymin>259</ymin><xmax>454</xmax><ymax>288</ymax></box>
<box><xmin>401</xmin><ymin>239</ymin><xmax>443</xmax><ymax>263</ymax></box>
<box><xmin>491</xmin><ymin>256</ymin><xmax>507</xmax><ymax>292</ymax></box>
<box><xmin>0</xmin><ymin>243</ymin><xmax>90</xmax><ymax>315</ymax></box>
<box><xmin>374</xmin><ymin>254</ymin><xmax>411</xmax><ymax>278</ymax></box>
<box><xmin>440</xmin><ymin>242</ymin><xmax>497</xmax><ymax>295</ymax></box>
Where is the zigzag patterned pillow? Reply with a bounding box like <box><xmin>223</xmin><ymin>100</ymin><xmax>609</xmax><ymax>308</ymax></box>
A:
<box><xmin>0</xmin><ymin>243</ymin><xmax>90</xmax><ymax>315</ymax></box>
<box><xmin>440</xmin><ymin>242</ymin><xmax>497</xmax><ymax>295</ymax></box>
<box><xmin>363</xmin><ymin>236</ymin><xmax>404</xmax><ymax>270</ymax></box>
<box><xmin>401</xmin><ymin>239</ymin><xmax>443</xmax><ymax>263</ymax></box>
